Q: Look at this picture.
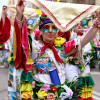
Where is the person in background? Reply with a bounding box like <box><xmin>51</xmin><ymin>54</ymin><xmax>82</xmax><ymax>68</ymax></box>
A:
<box><xmin>0</xmin><ymin>6</ymin><xmax>11</xmax><ymax>68</ymax></box>
<box><xmin>65</xmin><ymin>23</ymin><xmax>94</xmax><ymax>100</ymax></box>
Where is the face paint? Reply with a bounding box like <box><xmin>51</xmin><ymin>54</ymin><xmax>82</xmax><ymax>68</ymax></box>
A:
<box><xmin>42</xmin><ymin>25</ymin><xmax>58</xmax><ymax>33</ymax></box>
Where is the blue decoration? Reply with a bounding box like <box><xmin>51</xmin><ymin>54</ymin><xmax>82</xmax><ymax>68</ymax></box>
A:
<box><xmin>49</xmin><ymin>69</ymin><xmax>61</xmax><ymax>85</ymax></box>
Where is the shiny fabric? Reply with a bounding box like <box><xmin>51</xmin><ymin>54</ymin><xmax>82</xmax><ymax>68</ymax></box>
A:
<box><xmin>77</xmin><ymin>97</ymin><xmax>93</xmax><ymax>100</ymax></box>
<box><xmin>21</xmin><ymin>83</ymin><xmax>32</xmax><ymax>91</ymax></box>
<box><xmin>14</xmin><ymin>17</ymin><xmax>32</xmax><ymax>73</ymax></box>
<box><xmin>78</xmin><ymin>76</ymin><xmax>95</xmax><ymax>87</ymax></box>
<box><xmin>21</xmin><ymin>71</ymin><xmax>33</xmax><ymax>83</ymax></box>
<box><xmin>82</xmin><ymin>87</ymin><xmax>93</xmax><ymax>92</ymax></box>
<box><xmin>26</xmin><ymin>0</ymin><xmax>99</xmax><ymax>32</ymax></box>
<box><xmin>81</xmin><ymin>92</ymin><xmax>92</xmax><ymax>98</ymax></box>
<box><xmin>21</xmin><ymin>91</ymin><xmax>33</xmax><ymax>99</ymax></box>
<box><xmin>0</xmin><ymin>17</ymin><xmax>11</xmax><ymax>44</ymax></box>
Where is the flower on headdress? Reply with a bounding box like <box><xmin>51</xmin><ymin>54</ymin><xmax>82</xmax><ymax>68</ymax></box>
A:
<box><xmin>40</xmin><ymin>83</ymin><xmax>50</xmax><ymax>92</ymax></box>
<box><xmin>75</xmin><ymin>60</ymin><xmax>79</xmax><ymax>64</ymax></box>
<box><xmin>32</xmin><ymin>81</ymin><xmax>35</xmax><ymax>89</ymax></box>
<box><xmin>36</xmin><ymin>90</ymin><xmax>48</xmax><ymax>99</ymax></box>
<box><xmin>47</xmin><ymin>93</ymin><xmax>56</xmax><ymax>100</ymax></box>
<box><xmin>51</xmin><ymin>87</ymin><xmax>57</xmax><ymax>92</ymax></box>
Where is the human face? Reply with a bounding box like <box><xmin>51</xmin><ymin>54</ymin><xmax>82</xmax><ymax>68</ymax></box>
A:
<box><xmin>41</xmin><ymin>24</ymin><xmax>58</xmax><ymax>44</ymax></box>
<box><xmin>74</xmin><ymin>25</ymin><xmax>83</xmax><ymax>33</ymax></box>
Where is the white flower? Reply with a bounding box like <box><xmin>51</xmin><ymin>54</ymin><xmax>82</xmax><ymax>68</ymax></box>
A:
<box><xmin>59</xmin><ymin>85</ymin><xmax>73</xmax><ymax>100</ymax></box>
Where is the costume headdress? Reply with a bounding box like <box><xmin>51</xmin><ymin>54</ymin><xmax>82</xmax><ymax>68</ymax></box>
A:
<box><xmin>39</xmin><ymin>12</ymin><xmax>53</xmax><ymax>30</ymax></box>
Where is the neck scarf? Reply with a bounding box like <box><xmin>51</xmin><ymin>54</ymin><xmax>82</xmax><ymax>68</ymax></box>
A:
<box><xmin>76</xmin><ymin>32</ymin><xmax>83</xmax><ymax>36</ymax></box>
<box><xmin>41</xmin><ymin>42</ymin><xmax>62</xmax><ymax>63</ymax></box>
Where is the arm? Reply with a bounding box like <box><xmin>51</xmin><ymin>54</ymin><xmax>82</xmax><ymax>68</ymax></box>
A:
<box><xmin>0</xmin><ymin>6</ymin><xmax>11</xmax><ymax>44</ymax></box>
<box><xmin>1</xmin><ymin>6</ymin><xmax>7</xmax><ymax>27</ymax></box>
<box><xmin>0</xmin><ymin>6</ymin><xmax>7</xmax><ymax>35</ymax></box>
<box><xmin>14</xmin><ymin>0</ymin><xmax>25</xmax><ymax>30</ymax></box>
<box><xmin>65</xmin><ymin>27</ymin><xmax>98</xmax><ymax>56</ymax></box>
<box><xmin>80</xmin><ymin>26</ymin><xmax>98</xmax><ymax>47</ymax></box>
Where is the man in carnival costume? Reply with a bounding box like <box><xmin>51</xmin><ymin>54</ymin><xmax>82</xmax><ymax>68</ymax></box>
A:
<box><xmin>2</xmin><ymin>0</ymin><xmax>100</xmax><ymax>99</ymax></box>
<box><xmin>0</xmin><ymin>6</ymin><xmax>23</xmax><ymax>99</ymax></box>
<box><xmin>65</xmin><ymin>22</ymin><xmax>95</xmax><ymax>100</ymax></box>
<box><xmin>0</xmin><ymin>6</ymin><xmax>11</xmax><ymax>67</ymax></box>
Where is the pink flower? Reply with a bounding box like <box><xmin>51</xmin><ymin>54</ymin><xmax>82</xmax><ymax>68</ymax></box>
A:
<box><xmin>47</xmin><ymin>93</ymin><xmax>56</xmax><ymax>100</ymax></box>
<box><xmin>40</xmin><ymin>84</ymin><xmax>50</xmax><ymax>93</ymax></box>
<box><xmin>69</xmin><ymin>56</ymin><xmax>73</xmax><ymax>61</ymax></box>
<box><xmin>32</xmin><ymin>81</ymin><xmax>35</xmax><ymax>89</ymax></box>
<box><xmin>75</xmin><ymin>60</ymin><xmax>79</xmax><ymax>64</ymax></box>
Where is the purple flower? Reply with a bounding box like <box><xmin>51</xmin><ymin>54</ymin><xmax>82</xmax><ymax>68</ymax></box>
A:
<box><xmin>40</xmin><ymin>83</ymin><xmax>50</xmax><ymax>92</ymax></box>
<box><xmin>69</xmin><ymin>56</ymin><xmax>73</xmax><ymax>61</ymax></box>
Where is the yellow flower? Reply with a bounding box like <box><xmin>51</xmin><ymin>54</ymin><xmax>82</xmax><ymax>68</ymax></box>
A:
<box><xmin>36</xmin><ymin>90</ymin><xmax>48</xmax><ymax>99</ymax></box>
<box><xmin>54</xmin><ymin>37</ymin><xmax>65</xmax><ymax>47</ymax></box>
<box><xmin>57</xmin><ymin>0</ymin><xmax>60</xmax><ymax>2</ymax></box>
<box><xmin>7</xmin><ymin>57</ymin><xmax>12</xmax><ymax>63</ymax></box>
<box><xmin>65</xmin><ymin>57</ymin><xmax>69</xmax><ymax>63</ymax></box>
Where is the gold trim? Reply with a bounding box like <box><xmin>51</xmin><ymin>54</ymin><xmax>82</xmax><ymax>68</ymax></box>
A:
<box><xmin>79</xmin><ymin>73</ymin><xmax>91</xmax><ymax>77</ymax></box>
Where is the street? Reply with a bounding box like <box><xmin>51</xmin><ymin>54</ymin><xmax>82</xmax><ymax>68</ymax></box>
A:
<box><xmin>0</xmin><ymin>67</ymin><xmax>100</xmax><ymax>100</ymax></box>
<box><xmin>0</xmin><ymin>68</ymin><xmax>8</xmax><ymax>100</ymax></box>
<box><xmin>91</xmin><ymin>68</ymin><xmax>100</xmax><ymax>100</ymax></box>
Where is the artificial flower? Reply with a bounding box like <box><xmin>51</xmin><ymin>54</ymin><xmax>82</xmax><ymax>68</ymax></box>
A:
<box><xmin>54</xmin><ymin>37</ymin><xmax>65</xmax><ymax>47</ymax></box>
<box><xmin>47</xmin><ymin>93</ymin><xmax>56</xmax><ymax>100</ymax></box>
<box><xmin>69</xmin><ymin>56</ymin><xmax>73</xmax><ymax>61</ymax></box>
<box><xmin>60</xmin><ymin>85</ymin><xmax>73</xmax><ymax>100</ymax></box>
<box><xmin>65</xmin><ymin>57</ymin><xmax>69</xmax><ymax>63</ymax></box>
<box><xmin>32</xmin><ymin>81</ymin><xmax>35</xmax><ymax>89</ymax></box>
<box><xmin>40</xmin><ymin>83</ymin><xmax>50</xmax><ymax>92</ymax></box>
<box><xmin>36</xmin><ymin>90</ymin><xmax>48</xmax><ymax>99</ymax></box>
<box><xmin>75</xmin><ymin>60</ymin><xmax>79</xmax><ymax>64</ymax></box>
<box><xmin>7</xmin><ymin>57</ymin><xmax>12</xmax><ymax>63</ymax></box>
<box><xmin>51</xmin><ymin>87</ymin><xmax>57</xmax><ymax>92</ymax></box>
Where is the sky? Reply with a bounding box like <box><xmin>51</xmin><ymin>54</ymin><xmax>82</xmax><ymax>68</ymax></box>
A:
<box><xmin>0</xmin><ymin>0</ymin><xmax>8</xmax><ymax>10</ymax></box>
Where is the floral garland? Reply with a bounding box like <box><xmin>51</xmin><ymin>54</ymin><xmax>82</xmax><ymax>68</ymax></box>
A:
<box><xmin>32</xmin><ymin>79</ymin><xmax>82</xmax><ymax>100</ymax></box>
<box><xmin>65</xmin><ymin>54</ymin><xmax>92</xmax><ymax>72</ymax></box>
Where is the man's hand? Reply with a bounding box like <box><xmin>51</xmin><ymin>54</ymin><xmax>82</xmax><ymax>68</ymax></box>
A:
<box><xmin>1</xmin><ymin>6</ymin><xmax>7</xmax><ymax>26</ymax></box>
<box><xmin>1</xmin><ymin>6</ymin><xmax>7</xmax><ymax>18</ymax></box>
<box><xmin>16</xmin><ymin>0</ymin><xmax>25</xmax><ymax>21</ymax></box>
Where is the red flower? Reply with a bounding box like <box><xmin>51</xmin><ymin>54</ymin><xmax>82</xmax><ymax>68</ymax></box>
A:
<box><xmin>51</xmin><ymin>87</ymin><xmax>57</xmax><ymax>92</ymax></box>
<box><xmin>73</xmin><ymin>56</ymin><xmax>75</xmax><ymax>59</ymax></box>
